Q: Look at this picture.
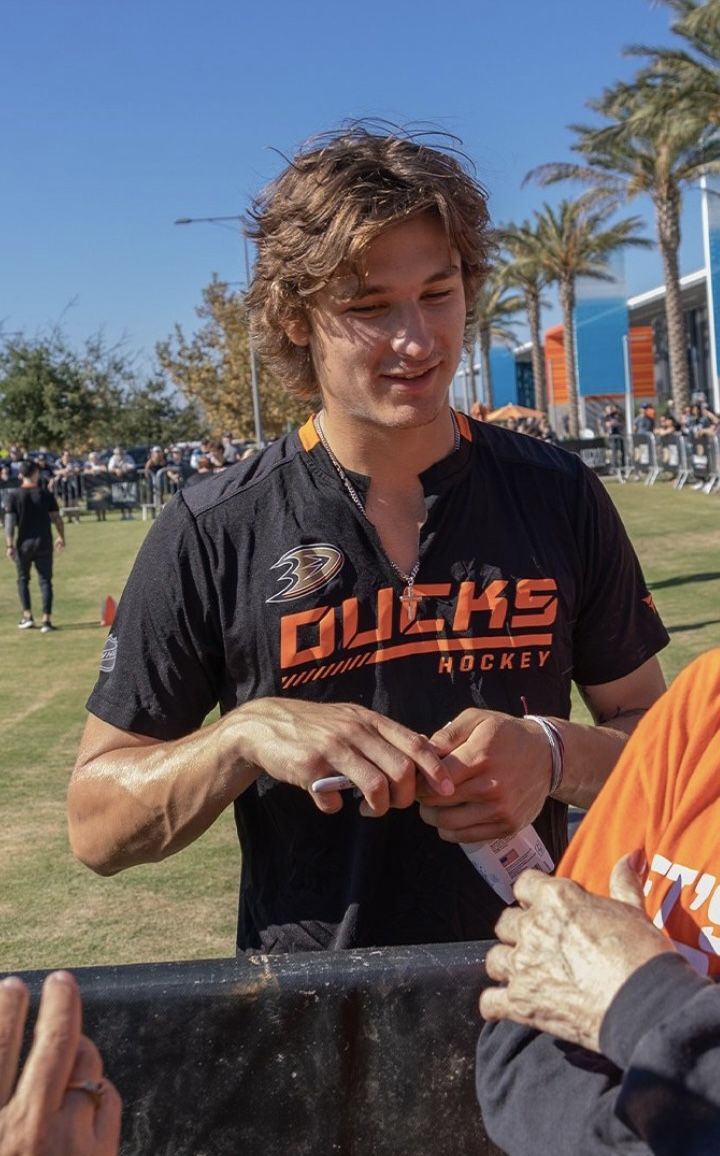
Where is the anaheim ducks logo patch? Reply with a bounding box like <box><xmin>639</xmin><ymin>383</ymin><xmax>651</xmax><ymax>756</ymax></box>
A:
<box><xmin>266</xmin><ymin>543</ymin><xmax>344</xmax><ymax>604</ymax></box>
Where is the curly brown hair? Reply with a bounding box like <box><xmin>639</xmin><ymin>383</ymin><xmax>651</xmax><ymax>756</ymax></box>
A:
<box><xmin>244</xmin><ymin>123</ymin><xmax>493</xmax><ymax>400</ymax></box>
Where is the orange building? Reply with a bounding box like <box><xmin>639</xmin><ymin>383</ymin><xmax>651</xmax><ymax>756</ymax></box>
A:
<box><xmin>544</xmin><ymin>324</ymin><xmax>655</xmax><ymax>404</ymax></box>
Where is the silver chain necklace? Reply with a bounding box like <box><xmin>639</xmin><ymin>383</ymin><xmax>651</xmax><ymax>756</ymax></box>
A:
<box><xmin>313</xmin><ymin>411</ymin><xmax>460</xmax><ymax>622</ymax></box>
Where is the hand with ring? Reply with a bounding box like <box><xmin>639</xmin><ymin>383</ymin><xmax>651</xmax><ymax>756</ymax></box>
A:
<box><xmin>0</xmin><ymin>970</ymin><xmax>122</xmax><ymax>1155</ymax></box>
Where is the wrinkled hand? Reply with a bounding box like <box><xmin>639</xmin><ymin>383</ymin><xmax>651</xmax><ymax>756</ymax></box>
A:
<box><xmin>479</xmin><ymin>853</ymin><xmax>676</xmax><ymax>1052</ymax></box>
<box><xmin>239</xmin><ymin>698</ymin><xmax>455</xmax><ymax>817</ymax></box>
<box><xmin>0</xmin><ymin>970</ymin><xmax>122</xmax><ymax>1155</ymax></box>
<box><xmin>416</xmin><ymin>710</ymin><xmax>552</xmax><ymax>842</ymax></box>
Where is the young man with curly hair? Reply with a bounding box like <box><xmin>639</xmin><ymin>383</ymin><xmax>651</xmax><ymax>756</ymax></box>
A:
<box><xmin>69</xmin><ymin>125</ymin><xmax>668</xmax><ymax>954</ymax></box>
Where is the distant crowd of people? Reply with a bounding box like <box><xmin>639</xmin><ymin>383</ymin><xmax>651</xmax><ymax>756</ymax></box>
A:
<box><xmin>469</xmin><ymin>401</ymin><xmax>559</xmax><ymax>441</ymax></box>
<box><xmin>0</xmin><ymin>435</ymin><xmax>261</xmax><ymax>519</ymax></box>
<box><xmin>600</xmin><ymin>397</ymin><xmax>720</xmax><ymax>440</ymax></box>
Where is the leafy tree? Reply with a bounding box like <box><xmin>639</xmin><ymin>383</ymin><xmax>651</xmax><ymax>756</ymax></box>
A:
<box><xmin>113</xmin><ymin>374</ymin><xmax>207</xmax><ymax>448</ymax></box>
<box><xmin>156</xmin><ymin>278</ymin><xmax>308</xmax><ymax>440</ymax></box>
<box><xmin>0</xmin><ymin>331</ymin><xmax>107</xmax><ymax>450</ymax></box>
<box><xmin>531</xmin><ymin>195</ymin><xmax>650</xmax><ymax>438</ymax></box>
<box><xmin>496</xmin><ymin>221</ymin><xmax>550</xmax><ymax>411</ymax></box>
<box><xmin>0</xmin><ymin>330</ymin><xmax>201</xmax><ymax>453</ymax></box>
<box><xmin>473</xmin><ymin>276</ymin><xmax>524</xmax><ymax>411</ymax></box>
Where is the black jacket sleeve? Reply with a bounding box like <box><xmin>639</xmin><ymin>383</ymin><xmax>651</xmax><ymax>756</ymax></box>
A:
<box><xmin>601</xmin><ymin>952</ymin><xmax>720</xmax><ymax>1156</ymax></box>
<box><xmin>476</xmin><ymin>953</ymin><xmax>718</xmax><ymax>1156</ymax></box>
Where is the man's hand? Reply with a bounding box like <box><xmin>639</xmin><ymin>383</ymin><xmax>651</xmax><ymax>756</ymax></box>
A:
<box><xmin>55</xmin><ymin>537</ymin><xmax>65</xmax><ymax>552</ymax></box>
<box><xmin>237</xmin><ymin>698</ymin><xmax>455</xmax><ymax>816</ymax></box>
<box><xmin>4</xmin><ymin>546</ymin><xmax>14</xmax><ymax>561</ymax></box>
<box><xmin>479</xmin><ymin>854</ymin><xmax>676</xmax><ymax>1052</ymax></box>
<box><xmin>0</xmin><ymin>970</ymin><xmax>122</xmax><ymax>1155</ymax></box>
<box><xmin>416</xmin><ymin>709</ymin><xmax>552</xmax><ymax>842</ymax></box>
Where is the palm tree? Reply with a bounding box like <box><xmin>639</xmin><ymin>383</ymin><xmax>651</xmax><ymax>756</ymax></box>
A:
<box><xmin>527</xmin><ymin>64</ymin><xmax>720</xmax><ymax>416</ymax></box>
<box><xmin>473</xmin><ymin>275</ymin><xmax>524</xmax><ymax>411</ymax></box>
<box><xmin>496</xmin><ymin>221</ymin><xmax>550</xmax><ymax>412</ymax></box>
<box><xmin>629</xmin><ymin>0</ymin><xmax>720</xmax><ymax>125</ymax></box>
<box><xmin>531</xmin><ymin>194</ymin><xmax>650</xmax><ymax>438</ymax></box>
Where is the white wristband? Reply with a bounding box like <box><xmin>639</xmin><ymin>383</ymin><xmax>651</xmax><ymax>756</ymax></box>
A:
<box><xmin>524</xmin><ymin>714</ymin><xmax>564</xmax><ymax>797</ymax></box>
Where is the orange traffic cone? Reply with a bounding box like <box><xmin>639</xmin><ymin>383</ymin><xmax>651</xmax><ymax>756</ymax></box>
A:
<box><xmin>100</xmin><ymin>596</ymin><xmax>117</xmax><ymax>627</ymax></box>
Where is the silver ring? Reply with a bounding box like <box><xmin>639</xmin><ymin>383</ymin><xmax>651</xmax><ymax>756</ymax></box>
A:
<box><xmin>66</xmin><ymin>1079</ymin><xmax>105</xmax><ymax>1108</ymax></box>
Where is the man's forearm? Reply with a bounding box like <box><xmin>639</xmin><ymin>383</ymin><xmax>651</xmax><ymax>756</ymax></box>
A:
<box><xmin>549</xmin><ymin>656</ymin><xmax>666</xmax><ymax>810</ymax></box>
<box><xmin>546</xmin><ymin>715</ymin><xmax>643</xmax><ymax>810</ymax></box>
<box><xmin>68</xmin><ymin>710</ymin><xmax>259</xmax><ymax>875</ymax></box>
<box><xmin>50</xmin><ymin>512</ymin><xmax>65</xmax><ymax>542</ymax></box>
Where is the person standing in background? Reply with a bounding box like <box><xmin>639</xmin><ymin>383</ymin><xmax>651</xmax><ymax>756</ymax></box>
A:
<box><xmin>5</xmin><ymin>459</ymin><xmax>65</xmax><ymax>633</ymax></box>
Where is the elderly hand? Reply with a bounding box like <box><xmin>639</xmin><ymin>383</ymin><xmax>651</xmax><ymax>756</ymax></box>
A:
<box><xmin>0</xmin><ymin>970</ymin><xmax>121</xmax><ymax>1156</ymax></box>
<box><xmin>416</xmin><ymin>709</ymin><xmax>552</xmax><ymax>842</ymax></box>
<box><xmin>479</xmin><ymin>853</ymin><xmax>676</xmax><ymax>1052</ymax></box>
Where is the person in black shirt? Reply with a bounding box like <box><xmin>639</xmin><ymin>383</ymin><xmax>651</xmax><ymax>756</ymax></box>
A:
<box><xmin>5</xmin><ymin>459</ymin><xmax>65</xmax><ymax>632</ymax></box>
<box><xmin>69</xmin><ymin>126</ymin><xmax>668</xmax><ymax>953</ymax></box>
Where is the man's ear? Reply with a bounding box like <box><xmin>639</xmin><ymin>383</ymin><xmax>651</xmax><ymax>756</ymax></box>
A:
<box><xmin>283</xmin><ymin>314</ymin><xmax>311</xmax><ymax>347</ymax></box>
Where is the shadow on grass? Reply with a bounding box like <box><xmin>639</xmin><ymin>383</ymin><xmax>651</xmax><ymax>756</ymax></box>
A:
<box><xmin>650</xmin><ymin>571</ymin><xmax>720</xmax><ymax>591</ymax></box>
<box><xmin>668</xmin><ymin>620</ymin><xmax>720</xmax><ymax>635</ymax></box>
<box><xmin>53</xmin><ymin>621</ymin><xmax>107</xmax><ymax>632</ymax></box>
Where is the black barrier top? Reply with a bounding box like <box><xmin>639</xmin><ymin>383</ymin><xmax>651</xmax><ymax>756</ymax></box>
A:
<box><xmin>559</xmin><ymin>436</ymin><xmax>610</xmax><ymax>474</ymax></box>
<box><xmin>17</xmin><ymin>943</ymin><xmax>501</xmax><ymax>1156</ymax></box>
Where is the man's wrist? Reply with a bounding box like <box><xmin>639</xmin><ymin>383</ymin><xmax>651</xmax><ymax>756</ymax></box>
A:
<box><xmin>524</xmin><ymin>715</ymin><xmax>565</xmax><ymax>796</ymax></box>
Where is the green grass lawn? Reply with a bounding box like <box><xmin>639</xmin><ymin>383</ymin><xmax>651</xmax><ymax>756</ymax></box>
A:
<box><xmin>1</xmin><ymin>479</ymin><xmax>718</xmax><ymax>972</ymax></box>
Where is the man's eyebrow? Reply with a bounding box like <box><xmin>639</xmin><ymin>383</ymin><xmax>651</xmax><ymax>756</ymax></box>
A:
<box><xmin>345</xmin><ymin>263</ymin><xmax>462</xmax><ymax>300</ymax></box>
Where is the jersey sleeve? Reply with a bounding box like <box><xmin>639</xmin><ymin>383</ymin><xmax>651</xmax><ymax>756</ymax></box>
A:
<box><xmin>570</xmin><ymin>466</ymin><xmax>668</xmax><ymax>687</ymax></box>
<box><xmin>86</xmin><ymin>496</ymin><xmax>225</xmax><ymax>739</ymax></box>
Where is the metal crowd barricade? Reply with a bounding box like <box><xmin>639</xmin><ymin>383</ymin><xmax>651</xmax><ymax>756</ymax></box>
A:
<box><xmin>137</xmin><ymin>470</ymin><xmax>158</xmax><ymax>519</ymax></box>
<box><xmin>672</xmin><ymin>435</ymin><xmax>694</xmax><ymax>489</ymax></box>
<box><xmin>686</xmin><ymin>432</ymin><xmax>710</xmax><ymax>489</ymax></box>
<box><xmin>702</xmin><ymin>432</ymin><xmax>720</xmax><ymax>494</ymax></box>
<box><xmin>605</xmin><ymin>434</ymin><xmax>630</xmax><ymax>482</ymax></box>
<box><xmin>50</xmin><ymin>468</ymin><xmax>188</xmax><ymax>519</ymax></box>
<box><xmin>110</xmin><ymin>471</ymin><xmax>140</xmax><ymax>512</ymax></box>
<box><xmin>52</xmin><ymin>474</ymin><xmax>86</xmax><ymax>519</ymax></box>
<box><xmin>155</xmin><ymin>466</ymin><xmax>184</xmax><ymax>502</ymax></box>
<box><xmin>628</xmin><ymin>432</ymin><xmax>661</xmax><ymax>485</ymax></box>
<box><xmin>655</xmin><ymin>432</ymin><xmax>681</xmax><ymax>485</ymax></box>
<box><xmin>138</xmin><ymin>467</ymin><xmax>185</xmax><ymax>519</ymax></box>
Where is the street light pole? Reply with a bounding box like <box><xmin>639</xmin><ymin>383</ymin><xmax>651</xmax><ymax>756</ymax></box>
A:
<box><xmin>242</xmin><ymin>234</ymin><xmax>263</xmax><ymax>449</ymax></box>
<box><xmin>174</xmin><ymin>215</ymin><xmax>264</xmax><ymax>446</ymax></box>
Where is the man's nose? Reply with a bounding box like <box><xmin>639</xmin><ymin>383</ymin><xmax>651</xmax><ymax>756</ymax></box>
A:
<box><xmin>389</xmin><ymin>303</ymin><xmax>434</xmax><ymax>360</ymax></box>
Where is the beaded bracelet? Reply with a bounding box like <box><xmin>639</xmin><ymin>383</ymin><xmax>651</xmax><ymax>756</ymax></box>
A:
<box><xmin>524</xmin><ymin>714</ymin><xmax>565</xmax><ymax>797</ymax></box>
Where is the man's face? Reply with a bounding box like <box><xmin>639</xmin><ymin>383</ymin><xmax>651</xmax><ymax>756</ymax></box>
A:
<box><xmin>286</xmin><ymin>213</ymin><xmax>466</xmax><ymax>432</ymax></box>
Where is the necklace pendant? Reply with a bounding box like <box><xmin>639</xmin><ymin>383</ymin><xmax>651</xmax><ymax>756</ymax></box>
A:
<box><xmin>400</xmin><ymin>583</ymin><xmax>421</xmax><ymax>622</ymax></box>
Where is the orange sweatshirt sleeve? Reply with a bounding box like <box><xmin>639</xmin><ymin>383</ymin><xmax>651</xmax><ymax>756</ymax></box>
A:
<box><xmin>558</xmin><ymin>649</ymin><xmax>720</xmax><ymax>900</ymax></box>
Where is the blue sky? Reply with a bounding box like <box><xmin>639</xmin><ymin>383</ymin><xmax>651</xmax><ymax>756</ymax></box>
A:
<box><xmin>2</xmin><ymin>0</ymin><xmax>702</xmax><ymax>370</ymax></box>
